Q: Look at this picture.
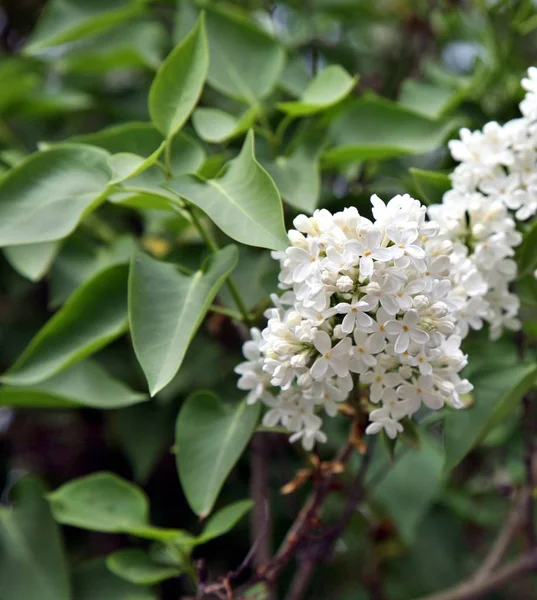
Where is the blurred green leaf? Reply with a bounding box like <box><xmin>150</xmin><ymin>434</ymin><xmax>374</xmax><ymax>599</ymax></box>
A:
<box><xmin>3</xmin><ymin>241</ymin><xmax>60</xmax><ymax>282</ymax></box>
<box><xmin>516</xmin><ymin>220</ymin><xmax>537</xmax><ymax>278</ymax></box>
<box><xmin>279</xmin><ymin>55</ymin><xmax>311</xmax><ymax>98</ymax></box>
<box><xmin>374</xmin><ymin>434</ymin><xmax>444</xmax><ymax>544</ymax></box>
<box><xmin>106</xmin><ymin>549</ymin><xmax>181</xmax><ymax>585</ymax></box>
<box><xmin>0</xmin><ymin>145</ymin><xmax>112</xmax><ymax>247</ymax></box>
<box><xmin>399</xmin><ymin>80</ymin><xmax>464</xmax><ymax>119</ymax></box>
<box><xmin>195</xmin><ymin>499</ymin><xmax>254</xmax><ymax>544</ymax></box>
<box><xmin>59</xmin><ymin>21</ymin><xmax>166</xmax><ymax>73</ymax></box>
<box><xmin>277</xmin><ymin>66</ymin><xmax>356</xmax><ymax>116</ymax></box>
<box><xmin>112</xmin><ymin>402</ymin><xmax>176</xmax><ymax>482</ymax></box>
<box><xmin>24</xmin><ymin>0</ymin><xmax>147</xmax><ymax>55</ymax></box>
<box><xmin>3</xmin><ymin>264</ymin><xmax>128</xmax><ymax>386</ymax></box>
<box><xmin>409</xmin><ymin>168</ymin><xmax>451</xmax><ymax>206</ymax></box>
<box><xmin>0</xmin><ymin>360</ymin><xmax>147</xmax><ymax>409</ymax></box>
<box><xmin>218</xmin><ymin>248</ymin><xmax>277</xmax><ymax>311</ymax></box>
<box><xmin>166</xmin><ymin>131</ymin><xmax>288</xmax><ymax>251</ymax></box>
<box><xmin>49</xmin><ymin>235</ymin><xmax>134</xmax><ymax>308</ymax></box>
<box><xmin>108</xmin><ymin>144</ymin><xmax>166</xmax><ymax>185</ymax></box>
<box><xmin>0</xmin><ymin>477</ymin><xmax>70</xmax><ymax>600</ymax></box>
<box><xmin>73</xmin><ymin>558</ymin><xmax>156</xmax><ymax>600</ymax></box>
<box><xmin>325</xmin><ymin>98</ymin><xmax>459</xmax><ymax>165</ymax></box>
<box><xmin>192</xmin><ymin>107</ymin><xmax>257</xmax><ymax>144</ymax></box>
<box><xmin>129</xmin><ymin>246</ymin><xmax>238</xmax><ymax>395</ymax></box>
<box><xmin>176</xmin><ymin>391</ymin><xmax>260</xmax><ymax>517</ymax></box>
<box><xmin>264</xmin><ymin>141</ymin><xmax>321</xmax><ymax>214</ymax></box>
<box><xmin>71</xmin><ymin>123</ymin><xmax>205</xmax><ymax>175</ymax></box>
<box><xmin>444</xmin><ymin>362</ymin><xmax>537</xmax><ymax>471</ymax></box>
<box><xmin>149</xmin><ymin>14</ymin><xmax>208</xmax><ymax>139</ymax></box>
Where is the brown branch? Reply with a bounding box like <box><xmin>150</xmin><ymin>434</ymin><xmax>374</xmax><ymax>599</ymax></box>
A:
<box><xmin>413</xmin><ymin>549</ymin><xmax>537</xmax><ymax>600</ymax></box>
<box><xmin>250</xmin><ymin>433</ymin><xmax>273</xmax><ymax>567</ymax></box>
<box><xmin>474</xmin><ymin>488</ymin><xmax>529</xmax><ymax>581</ymax></box>
<box><xmin>283</xmin><ymin>559</ymin><xmax>316</xmax><ymax>600</ymax></box>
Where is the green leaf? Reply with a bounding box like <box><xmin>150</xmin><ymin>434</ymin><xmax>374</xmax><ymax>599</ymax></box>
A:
<box><xmin>0</xmin><ymin>360</ymin><xmax>147</xmax><ymax>409</ymax></box>
<box><xmin>516</xmin><ymin>221</ymin><xmax>537</xmax><ymax>278</ymax></box>
<box><xmin>192</xmin><ymin>107</ymin><xmax>257</xmax><ymax>144</ymax></box>
<box><xmin>149</xmin><ymin>14</ymin><xmax>208</xmax><ymax>138</ymax></box>
<box><xmin>399</xmin><ymin>80</ymin><xmax>464</xmax><ymax>120</ymax></box>
<box><xmin>108</xmin><ymin>144</ymin><xmax>166</xmax><ymax>184</ymax></box>
<box><xmin>176</xmin><ymin>391</ymin><xmax>260</xmax><ymax>517</ymax></box>
<box><xmin>373</xmin><ymin>435</ymin><xmax>444</xmax><ymax>544</ymax></box>
<box><xmin>177</xmin><ymin>4</ymin><xmax>285</xmax><ymax>104</ymax></box>
<box><xmin>409</xmin><ymin>168</ymin><xmax>451</xmax><ymax>206</ymax></box>
<box><xmin>73</xmin><ymin>557</ymin><xmax>156</xmax><ymax>600</ymax></box>
<box><xmin>3</xmin><ymin>264</ymin><xmax>128</xmax><ymax>386</ymax></box>
<box><xmin>166</xmin><ymin>131</ymin><xmax>288</xmax><ymax>251</ymax></box>
<box><xmin>106</xmin><ymin>549</ymin><xmax>181</xmax><ymax>585</ymax></box>
<box><xmin>49</xmin><ymin>235</ymin><xmax>134</xmax><ymax>308</ymax></box>
<box><xmin>263</xmin><ymin>141</ymin><xmax>320</xmax><ymax>214</ymax></box>
<box><xmin>444</xmin><ymin>362</ymin><xmax>537</xmax><ymax>471</ymax></box>
<box><xmin>59</xmin><ymin>21</ymin><xmax>166</xmax><ymax>73</ymax></box>
<box><xmin>24</xmin><ymin>0</ymin><xmax>147</xmax><ymax>55</ymax></box>
<box><xmin>279</xmin><ymin>55</ymin><xmax>311</xmax><ymax>98</ymax></box>
<box><xmin>112</xmin><ymin>402</ymin><xmax>176</xmax><ymax>482</ymax></box>
<box><xmin>218</xmin><ymin>248</ymin><xmax>277</xmax><ymax>311</ymax></box>
<box><xmin>0</xmin><ymin>145</ymin><xmax>112</xmax><ymax>247</ymax></box>
<box><xmin>325</xmin><ymin>97</ymin><xmax>459</xmax><ymax>165</ymax></box>
<box><xmin>3</xmin><ymin>241</ymin><xmax>60</xmax><ymax>281</ymax></box>
<box><xmin>48</xmin><ymin>472</ymin><xmax>190</xmax><ymax>544</ymax></box>
<box><xmin>48</xmin><ymin>472</ymin><xmax>149</xmax><ymax>533</ymax></box>
<box><xmin>195</xmin><ymin>499</ymin><xmax>254</xmax><ymax>544</ymax></box>
<box><xmin>129</xmin><ymin>246</ymin><xmax>238</xmax><ymax>395</ymax></box>
<box><xmin>277</xmin><ymin>66</ymin><xmax>356</xmax><ymax>116</ymax></box>
<box><xmin>0</xmin><ymin>477</ymin><xmax>70</xmax><ymax>600</ymax></box>
<box><xmin>70</xmin><ymin>123</ymin><xmax>206</xmax><ymax>175</ymax></box>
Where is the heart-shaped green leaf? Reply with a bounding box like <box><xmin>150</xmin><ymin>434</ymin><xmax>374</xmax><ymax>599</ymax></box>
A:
<box><xmin>176</xmin><ymin>391</ymin><xmax>260</xmax><ymax>517</ymax></box>
<box><xmin>195</xmin><ymin>499</ymin><xmax>254</xmax><ymax>544</ymax></box>
<box><xmin>129</xmin><ymin>245</ymin><xmax>238</xmax><ymax>395</ymax></box>
<box><xmin>106</xmin><ymin>549</ymin><xmax>181</xmax><ymax>585</ymax></box>
<box><xmin>48</xmin><ymin>472</ymin><xmax>150</xmax><ymax>533</ymax></box>
<box><xmin>192</xmin><ymin>107</ymin><xmax>257</xmax><ymax>144</ymax></box>
<box><xmin>0</xmin><ymin>145</ymin><xmax>112</xmax><ymax>247</ymax></box>
<box><xmin>149</xmin><ymin>13</ymin><xmax>208</xmax><ymax>138</ymax></box>
<box><xmin>166</xmin><ymin>131</ymin><xmax>288</xmax><ymax>251</ymax></box>
<box><xmin>176</xmin><ymin>5</ymin><xmax>284</xmax><ymax>104</ymax></box>
<box><xmin>277</xmin><ymin>65</ymin><xmax>356</xmax><ymax>116</ymax></box>
<box><xmin>0</xmin><ymin>360</ymin><xmax>147</xmax><ymax>409</ymax></box>
<box><xmin>3</xmin><ymin>264</ymin><xmax>129</xmax><ymax>386</ymax></box>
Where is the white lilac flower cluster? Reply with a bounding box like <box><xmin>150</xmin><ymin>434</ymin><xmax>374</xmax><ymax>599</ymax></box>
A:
<box><xmin>428</xmin><ymin>68</ymin><xmax>537</xmax><ymax>340</ymax></box>
<box><xmin>235</xmin><ymin>195</ymin><xmax>472</xmax><ymax>448</ymax></box>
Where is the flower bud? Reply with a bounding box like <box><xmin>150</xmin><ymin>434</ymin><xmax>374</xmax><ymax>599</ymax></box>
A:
<box><xmin>336</xmin><ymin>275</ymin><xmax>354</xmax><ymax>292</ymax></box>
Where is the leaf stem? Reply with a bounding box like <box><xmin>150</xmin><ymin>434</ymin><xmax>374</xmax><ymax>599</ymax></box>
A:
<box><xmin>186</xmin><ymin>204</ymin><xmax>252</xmax><ymax>327</ymax></box>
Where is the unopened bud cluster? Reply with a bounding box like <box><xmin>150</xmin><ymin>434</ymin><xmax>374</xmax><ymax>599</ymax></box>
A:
<box><xmin>235</xmin><ymin>195</ymin><xmax>472</xmax><ymax>448</ymax></box>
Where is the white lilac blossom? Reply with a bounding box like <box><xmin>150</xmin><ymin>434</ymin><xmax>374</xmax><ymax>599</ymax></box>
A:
<box><xmin>235</xmin><ymin>195</ymin><xmax>471</xmax><ymax>448</ymax></box>
<box><xmin>426</xmin><ymin>68</ymin><xmax>537</xmax><ymax>340</ymax></box>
